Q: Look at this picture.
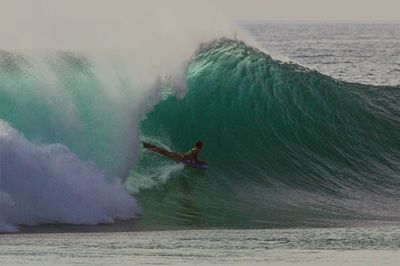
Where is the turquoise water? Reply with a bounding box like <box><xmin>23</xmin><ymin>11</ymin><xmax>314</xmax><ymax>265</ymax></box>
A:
<box><xmin>128</xmin><ymin>38</ymin><xmax>400</xmax><ymax>229</ymax></box>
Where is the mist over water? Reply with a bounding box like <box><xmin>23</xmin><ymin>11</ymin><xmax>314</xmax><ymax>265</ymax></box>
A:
<box><xmin>0</xmin><ymin>1</ymin><xmax>242</xmax><ymax>232</ymax></box>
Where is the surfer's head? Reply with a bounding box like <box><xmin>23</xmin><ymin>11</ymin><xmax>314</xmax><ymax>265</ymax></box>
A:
<box><xmin>196</xmin><ymin>141</ymin><xmax>203</xmax><ymax>149</ymax></box>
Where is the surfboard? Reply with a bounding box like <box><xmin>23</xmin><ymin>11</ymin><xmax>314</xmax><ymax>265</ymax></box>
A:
<box><xmin>180</xmin><ymin>160</ymin><xmax>209</xmax><ymax>170</ymax></box>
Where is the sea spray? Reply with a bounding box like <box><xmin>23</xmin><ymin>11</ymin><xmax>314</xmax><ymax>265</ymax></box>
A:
<box><xmin>127</xmin><ymin>136</ymin><xmax>186</xmax><ymax>193</ymax></box>
<box><xmin>0</xmin><ymin>1</ymin><xmax>249</xmax><ymax>232</ymax></box>
<box><xmin>0</xmin><ymin>51</ymin><xmax>145</xmax><ymax>177</ymax></box>
<box><xmin>0</xmin><ymin>120</ymin><xmax>138</xmax><ymax>232</ymax></box>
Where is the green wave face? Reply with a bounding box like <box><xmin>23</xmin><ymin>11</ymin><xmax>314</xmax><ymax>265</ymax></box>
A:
<box><xmin>132</xmin><ymin>40</ymin><xmax>400</xmax><ymax>229</ymax></box>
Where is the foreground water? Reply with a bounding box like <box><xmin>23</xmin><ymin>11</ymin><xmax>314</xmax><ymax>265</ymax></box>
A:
<box><xmin>1</xmin><ymin>227</ymin><xmax>400</xmax><ymax>265</ymax></box>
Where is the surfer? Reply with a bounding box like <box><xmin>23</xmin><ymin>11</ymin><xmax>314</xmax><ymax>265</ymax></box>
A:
<box><xmin>143</xmin><ymin>141</ymin><xmax>208</xmax><ymax>165</ymax></box>
<box><xmin>182</xmin><ymin>141</ymin><xmax>208</xmax><ymax>165</ymax></box>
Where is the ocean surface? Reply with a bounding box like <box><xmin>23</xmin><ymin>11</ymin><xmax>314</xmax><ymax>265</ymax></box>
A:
<box><xmin>1</xmin><ymin>22</ymin><xmax>400</xmax><ymax>265</ymax></box>
<box><xmin>243</xmin><ymin>21</ymin><xmax>400</xmax><ymax>86</ymax></box>
<box><xmin>1</xmin><ymin>227</ymin><xmax>400</xmax><ymax>265</ymax></box>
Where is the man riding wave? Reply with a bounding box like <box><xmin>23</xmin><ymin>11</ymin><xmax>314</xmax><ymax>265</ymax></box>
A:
<box><xmin>143</xmin><ymin>141</ymin><xmax>208</xmax><ymax>165</ymax></box>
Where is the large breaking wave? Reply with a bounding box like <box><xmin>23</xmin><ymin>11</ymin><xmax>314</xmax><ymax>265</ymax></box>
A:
<box><xmin>128</xmin><ymin>40</ymin><xmax>400</xmax><ymax>229</ymax></box>
<box><xmin>2</xmin><ymin>39</ymin><xmax>400</xmax><ymax>232</ymax></box>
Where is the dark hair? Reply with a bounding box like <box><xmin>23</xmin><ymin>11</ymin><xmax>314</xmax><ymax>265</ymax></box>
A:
<box><xmin>196</xmin><ymin>141</ymin><xmax>203</xmax><ymax>149</ymax></box>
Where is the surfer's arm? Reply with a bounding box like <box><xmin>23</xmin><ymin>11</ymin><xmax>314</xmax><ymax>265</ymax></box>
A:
<box><xmin>191</xmin><ymin>149</ymin><xmax>208</xmax><ymax>164</ymax></box>
<box><xmin>183</xmin><ymin>148</ymin><xmax>208</xmax><ymax>164</ymax></box>
<box><xmin>192</xmin><ymin>151</ymin><xmax>208</xmax><ymax>165</ymax></box>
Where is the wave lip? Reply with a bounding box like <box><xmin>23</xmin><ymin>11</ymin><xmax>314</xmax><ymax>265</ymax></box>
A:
<box><xmin>0</xmin><ymin>120</ymin><xmax>138</xmax><ymax>233</ymax></box>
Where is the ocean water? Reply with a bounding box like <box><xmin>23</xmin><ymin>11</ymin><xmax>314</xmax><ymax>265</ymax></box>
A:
<box><xmin>0</xmin><ymin>227</ymin><xmax>400</xmax><ymax>265</ymax></box>
<box><xmin>242</xmin><ymin>22</ymin><xmax>400</xmax><ymax>85</ymax></box>
<box><xmin>1</xmin><ymin>22</ymin><xmax>400</xmax><ymax>265</ymax></box>
<box><xmin>1</xmin><ymin>227</ymin><xmax>400</xmax><ymax>265</ymax></box>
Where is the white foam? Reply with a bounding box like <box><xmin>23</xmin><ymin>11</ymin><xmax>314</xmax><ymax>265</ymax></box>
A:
<box><xmin>127</xmin><ymin>162</ymin><xmax>185</xmax><ymax>194</ymax></box>
<box><xmin>0</xmin><ymin>121</ymin><xmax>138</xmax><ymax>232</ymax></box>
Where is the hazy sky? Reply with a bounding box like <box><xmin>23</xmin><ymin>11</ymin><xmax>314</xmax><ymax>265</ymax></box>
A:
<box><xmin>2</xmin><ymin>0</ymin><xmax>400</xmax><ymax>22</ymax></box>
<box><xmin>217</xmin><ymin>0</ymin><xmax>400</xmax><ymax>20</ymax></box>
<box><xmin>0</xmin><ymin>0</ymin><xmax>399</xmax><ymax>50</ymax></box>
